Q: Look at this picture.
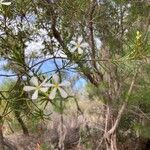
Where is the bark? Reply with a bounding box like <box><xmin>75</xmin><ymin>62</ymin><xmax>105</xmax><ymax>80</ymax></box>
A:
<box><xmin>0</xmin><ymin>125</ymin><xmax>4</xmax><ymax>150</ymax></box>
<box><xmin>88</xmin><ymin>0</ymin><xmax>97</xmax><ymax>68</ymax></box>
<box><xmin>15</xmin><ymin>111</ymin><xmax>29</xmax><ymax>136</ymax></box>
<box><xmin>3</xmin><ymin>138</ymin><xmax>17</xmax><ymax>150</ymax></box>
<box><xmin>105</xmin><ymin>133</ymin><xmax>117</xmax><ymax>150</ymax></box>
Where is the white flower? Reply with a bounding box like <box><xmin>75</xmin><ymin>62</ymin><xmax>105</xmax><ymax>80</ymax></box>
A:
<box><xmin>23</xmin><ymin>77</ymin><xmax>48</xmax><ymax>100</ymax></box>
<box><xmin>0</xmin><ymin>0</ymin><xmax>11</xmax><ymax>6</ymax></box>
<box><xmin>70</xmin><ymin>37</ymin><xmax>88</xmax><ymax>54</ymax></box>
<box><xmin>44</xmin><ymin>74</ymin><xmax>71</xmax><ymax>99</ymax></box>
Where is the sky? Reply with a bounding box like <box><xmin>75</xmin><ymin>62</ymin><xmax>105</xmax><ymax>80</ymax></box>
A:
<box><xmin>0</xmin><ymin>58</ymin><xmax>87</xmax><ymax>89</ymax></box>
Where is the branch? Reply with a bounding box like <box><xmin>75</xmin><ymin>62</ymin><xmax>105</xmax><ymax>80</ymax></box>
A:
<box><xmin>107</xmin><ymin>70</ymin><xmax>138</xmax><ymax>135</ymax></box>
<box><xmin>3</xmin><ymin>138</ymin><xmax>17</xmax><ymax>150</ymax></box>
<box><xmin>0</xmin><ymin>74</ymin><xmax>17</xmax><ymax>77</ymax></box>
<box><xmin>88</xmin><ymin>0</ymin><xmax>97</xmax><ymax>68</ymax></box>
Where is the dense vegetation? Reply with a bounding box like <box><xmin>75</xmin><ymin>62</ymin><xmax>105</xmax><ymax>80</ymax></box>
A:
<box><xmin>0</xmin><ymin>0</ymin><xmax>150</xmax><ymax>150</ymax></box>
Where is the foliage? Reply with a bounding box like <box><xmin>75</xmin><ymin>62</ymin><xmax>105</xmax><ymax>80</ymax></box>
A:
<box><xmin>0</xmin><ymin>0</ymin><xmax>150</xmax><ymax>149</ymax></box>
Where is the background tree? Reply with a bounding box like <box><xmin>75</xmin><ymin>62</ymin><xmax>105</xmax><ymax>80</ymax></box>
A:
<box><xmin>0</xmin><ymin>0</ymin><xmax>150</xmax><ymax>149</ymax></box>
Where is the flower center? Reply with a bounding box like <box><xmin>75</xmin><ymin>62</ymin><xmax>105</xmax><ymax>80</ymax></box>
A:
<box><xmin>36</xmin><ymin>86</ymin><xmax>40</xmax><ymax>90</ymax></box>
<box><xmin>76</xmin><ymin>43</ymin><xmax>81</xmax><ymax>48</ymax></box>
<box><xmin>54</xmin><ymin>83</ymin><xmax>59</xmax><ymax>88</ymax></box>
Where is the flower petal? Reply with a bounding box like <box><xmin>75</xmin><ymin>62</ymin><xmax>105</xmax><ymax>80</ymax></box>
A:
<box><xmin>70</xmin><ymin>41</ymin><xmax>77</xmax><ymax>45</ymax></box>
<box><xmin>23</xmin><ymin>86</ymin><xmax>36</xmax><ymax>91</ymax></box>
<box><xmin>59</xmin><ymin>81</ymin><xmax>71</xmax><ymax>87</ymax></box>
<box><xmin>40</xmin><ymin>87</ymin><xmax>48</xmax><ymax>93</ymax></box>
<box><xmin>78</xmin><ymin>37</ymin><xmax>83</xmax><ymax>44</ymax></box>
<box><xmin>52</xmin><ymin>74</ymin><xmax>59</xmax><ymax>83</ymax></box>
<box><xmin>1</xmin><ymin>2</ymin><xmax>11</xmax><ymax>5</ymax></box>
<box><xmin>70</xmin><ymin>46</ymin><xmax>77</xmax><ymax>53</ymax></box>
<box><xmin>78</xmin><ymin>48</ymin><xmax>83</xmax><ymax>54</ymax></box>
<box><xmin>32</xmin><ymin>90</ymin><xmax>38</xmax><ymax>100</ymax></box>
<box><xmin>41</xmin><ymin>78</ymin><xmax>48</xmax><ymax>86</ymax></box>
<box><xmin>43</xmin><ymin>83</ymin><xmax>54</xmax><ymax>87</ymax></box>
<box><xmin>49</xmin><ymin>88</ymin><xmax>57</xmax><ymax>99</ymax></box>
<box><xmin>30</xmin><ymin>76</ymin><xmax>39</xmax><ymax>86</ymax></box>
<box><xmin>80</xmin><ymin>42</ymin><xmax>88</xmax><ymax>48</ymax></box>
<box><xmin>58</xmin><ymin>87</ymin><xmax>68</xmax><ymax>98</ymax></box>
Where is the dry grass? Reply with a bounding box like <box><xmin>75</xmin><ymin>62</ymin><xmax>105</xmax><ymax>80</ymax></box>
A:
<box><xmin>3</xmin><ymin>99</ymin><xmax>106</xmax><ymax>150</ymax></box>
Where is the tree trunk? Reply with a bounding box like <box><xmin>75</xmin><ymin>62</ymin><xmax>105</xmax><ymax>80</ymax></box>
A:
<box><xmin>0</xmin><ymin>126</ymin><xmax>4</xmax><ymax>150</ymax></box>
<box><xmin>15</xmin><ymin>111</ymin><xmax>29</xmax><ymax>136</ymax></box>
<box><xmin>3</xmin><ymin>138</ymin><xmax>17</xmax><ymax>150</ymax></box>
<box><xmin>105</xmin><ymin>131</ymin><xmax>118</xmax><ymax>150</ymax></box>
<box><xmin>103</xmin><ymin>105</ymin><xmax>118</xmax><ymax>150</ymax></box>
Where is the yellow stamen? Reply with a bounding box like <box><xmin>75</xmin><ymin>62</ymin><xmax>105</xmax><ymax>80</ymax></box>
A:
<box><xmin>136</xmin><ymin>31</ymin><xmax>141</xmax><ymax>40</ymax></box>
<box><xmin>76</xmin><ymin>43</ymin><xmax>81</xmax><ymax>48</ymax></box>
<box><xmin>54</xmin><ymin>83</ymin><xmax>59</xmax><ymax>88</ymax></box>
